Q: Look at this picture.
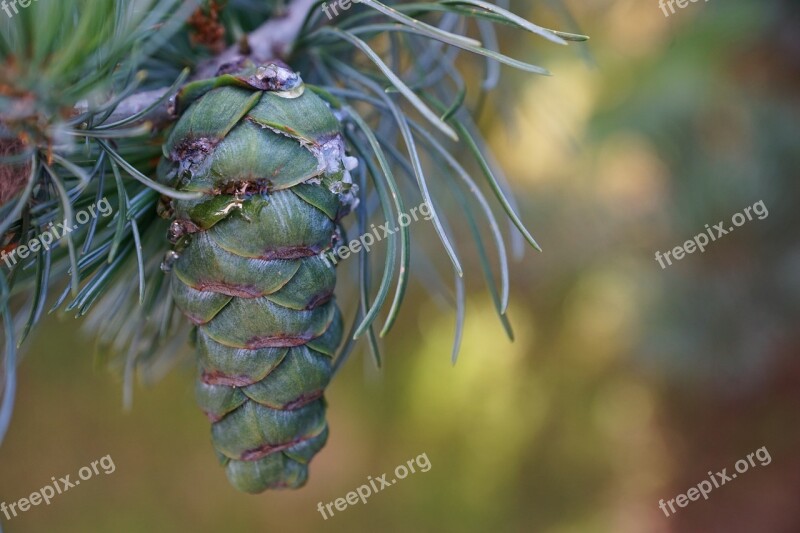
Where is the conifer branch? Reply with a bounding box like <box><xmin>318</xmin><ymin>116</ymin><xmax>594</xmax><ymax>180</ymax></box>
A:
<box><xmin>0</xmin><ymin>0</ymin><xmax>587</xmax><ymax>451</ymax></box>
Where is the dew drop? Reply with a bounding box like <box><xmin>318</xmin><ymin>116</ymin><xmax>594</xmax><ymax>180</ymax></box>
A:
<box><xmin>161</xmin><ymin>251</ymin><xmax>180</xmax><ymax>272</ymax></box>
<box><xmin>168</xmin><ymin>221</ymin><xmax>185</xmax><ymax>244</ymax></box>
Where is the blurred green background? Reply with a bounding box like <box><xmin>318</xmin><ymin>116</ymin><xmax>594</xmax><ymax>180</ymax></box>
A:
<box><xmin>2</xmin><ymin>0</ymin><xmax>799</xmax><ymax>531</ymax></box>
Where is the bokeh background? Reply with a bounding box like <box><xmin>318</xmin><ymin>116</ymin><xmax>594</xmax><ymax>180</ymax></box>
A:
<box><xmin>2</xmin><ymin>0</ymin><xmax>799</xmax><ymax>531</ymax></box>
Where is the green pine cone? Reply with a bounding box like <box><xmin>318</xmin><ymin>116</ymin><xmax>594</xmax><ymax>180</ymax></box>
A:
<box><xmin>157</xmin><ymin>63</ymin><xmax>357</xmax><ymax>493</ymax></box>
